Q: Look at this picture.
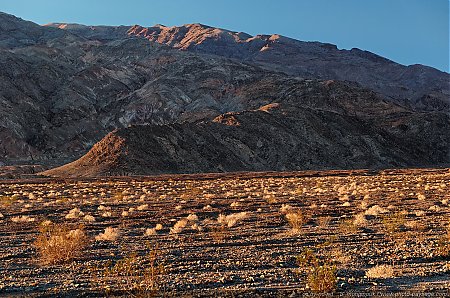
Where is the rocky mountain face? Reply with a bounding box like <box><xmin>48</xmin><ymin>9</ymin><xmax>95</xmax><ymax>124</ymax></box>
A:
<box><xmin>0</xmin><ymin>12</ymin><xmax>449</xmax><ymax>175</ymax></box>
<box><xmin>44</xmin><ymin>79</ymin><xmax>450</xmax><ymax>177</ymax></box>
<box><xmin>47</xmin><ymin>22</ymin><xmax>450</xmax><ymax>112</ymax></box>
<box><xmin>0</xmin><ymin>13</ymin><xmax>293</xmax><ymax>163</ymax></box>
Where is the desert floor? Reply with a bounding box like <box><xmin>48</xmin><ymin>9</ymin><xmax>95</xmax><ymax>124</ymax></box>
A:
<box><xmin>0</xmin><ymin>168</ymin><xmax>449</xmax><ymax>296</ymax></box>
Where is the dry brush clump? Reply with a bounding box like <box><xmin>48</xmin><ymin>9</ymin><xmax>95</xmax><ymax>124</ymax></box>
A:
<box><xmin>338</xmin><ymin>217</ymin><xmax>358</xmax><ymax>234</ymax></box>
<box><xmin>34</xmin><ymin>222</ymin><xmax>89</xmax><ymax>265</ymax></box>
<box><xmin>217</xmin><ymin>212</ymin><xmax>248</xmax><ymax>228</ymax></box>
<box><xmin>145</xmin><ymin>223</ymin><xmax>164</xmax><ymax>236</ymax></box>
<box><xmin>209</xmin><ymin>212</ymin><xmax>248</xmax><ymax>241</ymax></box>
<box><xmin>95</xmin><ymin>243</ymin><xmax>165</xmax><ymax>296</ymax></box>
<box><xmin>65</xmin><ymin>207</ymin><xmax>84</xmax><ymax>219</ymax></box>
<box><xmin>364</xmin><ymin>205</ymin><xmax>389</xmax><ymax>216</ymax></box>
<box><xmin>280</xmin><ymin>205</ymin><xmax>308</xmax><ymax>233</ymax></box>
<box><xmin>366</xmin><ymin>264</ymin><xmax>395</xmax><ymax>279</ymax></box>
<box><xmin>382</xmin><ymin>211</ymin><xmax>406</xmax><ymax>236</ymax></box>
<box><xmin>436</xmin><ymin>222</ymin><xmax>450</xmax><ymax>258</ymax></box>
<box><xmin>297</xmin><ymin>248</ymin><xmax>337</xmax><ymax>293</ymax></box>
<box><xmin>170</xmin><ymin>213</ymin><xmax>201</xmax><ymax>234</ymax></box>
<box><xmin>11</xmin><ymin>215</ymin><xmax>35</xmax><ymax>223</ymax></box>
<box><xmin>95</xmin><ymin>227</ymin><xmax>120</xmax><ymax>241</ymax></box>
<box><xmin>353</xmin><ymin>212</ymin><xmax>369</xmax><ymax>228</ymax></box>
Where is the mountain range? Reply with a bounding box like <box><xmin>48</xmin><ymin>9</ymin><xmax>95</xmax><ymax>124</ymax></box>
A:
<box><xmin>0</xmin><ymin>12</ymin><xmax>448</xmax><ymax>176</ymax></box>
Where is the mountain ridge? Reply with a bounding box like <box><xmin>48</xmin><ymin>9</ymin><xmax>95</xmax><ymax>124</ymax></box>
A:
<box><xmin>45</xmin><ymin>20</ymin><xmax>450</xmax><ymax>112</ymax></box>
<box><xmin>0</xmin><ymin>12</ymin><xmax>448</xmax><ymax>176</ymax></box>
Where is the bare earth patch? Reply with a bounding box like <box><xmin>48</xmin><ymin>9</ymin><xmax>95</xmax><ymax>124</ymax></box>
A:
<box><xmin>0</xmin><ymin>168</ymin><xmax>449</xmax><ymax>296</ymax></box>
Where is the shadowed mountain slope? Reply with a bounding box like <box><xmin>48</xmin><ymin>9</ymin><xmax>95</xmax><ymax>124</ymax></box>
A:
<box><xmin>43</xmin><ymin>80</ymin><xmax>450</xmax><ymax>177</ymax></box>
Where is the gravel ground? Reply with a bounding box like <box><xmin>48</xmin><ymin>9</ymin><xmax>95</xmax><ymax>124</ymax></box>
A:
<box><xmin>0</xmin><ymin>168</ymin><xmax>449</xmax><ymax>296</ymax></box>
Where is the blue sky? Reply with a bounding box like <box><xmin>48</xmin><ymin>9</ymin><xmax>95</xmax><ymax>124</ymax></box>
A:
<box><xmin>1</xmin><ymin>0</ymin><xmax>449</xmax><ymax>72</ymax></box>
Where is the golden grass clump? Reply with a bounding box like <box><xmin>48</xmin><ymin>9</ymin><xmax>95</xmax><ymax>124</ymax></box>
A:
<box><xmin>366</xmin><ymin>264</ymin><xmax>395</xmax><ymax>279</ymax></box>
<box><xmin>364</xmin><ymin>205</ymin><xmax>388</xmax><ymax>216</ymax></box>
<box><xmin>146</xmin><ymin>224</ymin><xmax>163</xmax><ymax>236</ymax></box>
<box><xmin>217</xmin><ymin>212</ymin><xmax>248</xmax><ymax>228</ymax></box>
<box><xmin>353</xmin><ymin>212</ymin><xmax>369</xmax><ymax>228</ymax></box>
<box><xmin>11</xmin><ymin>215</ymin><xmax>35</xmax><ymax>223</ymax></box>
<box><xmin>170</xmin><ymin>213</ymin><xmax>201</xmax><ymax>234</ymax></box>
<box><xmin>65</xmin><ymin>208</ymin><xmax>84</xmax><ymax>219</ymax></box>
<box><xmin>338</xmin><ymin>218</ymin><xmax>358</xmax><ymax>234</ymax></box>
<box><xmin>95</xmin><ymin>227</ymin><xmax>120</xmax><ymax>241</ymax></box>
<box><xmin>285</xmin><ymin>211</ymin><xmax>305</xmax><ymax>232</ymax></box>
<box><xmin>34</xmin><ymin>222</ymin><xmax>89</xmax><ymax>265</ymax></box>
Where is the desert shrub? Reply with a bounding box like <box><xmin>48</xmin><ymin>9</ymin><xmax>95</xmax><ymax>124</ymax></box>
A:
<box><xmin>0</xmin><ymin>195</ymin><xmax>17</xmax><ymax>207</ymax></box>
<box><xmin>98</xmin><ymin>243</ymin><xmax>165</xmax><ymax>296</ymax></box>
<box><xmin>417</xmin><ymin>193</ymin><xmax>426</xmax><ymax>201</ymax></box>
<box><xmin>186</xmin><ymin>213</ymin><xmax>198</xmax><ymax>222</ymax></box>
<box><xmin>404</xmin><ymin>220</ymin><xmax>425</xmax><ymax>232</ymax></box>
<box><xmin>83</xmin><ymin>214</ymin><xmax>96</xmax><ymax>222</ymax></box>
<box><xmin>137</xmin><ymin>204</ymin><xmax>149</xmax><ymax>211</ymax></box>
<box><xmin>353</xmin><ymin>212</ymin><xmax>368</xmax><ymax>228</ymax></box>
<box><xmin>415</xmin><ymin>210</ymin><xmax>425</xmax><ymax>217</ymax></box>
<box><xmin>11</xmin><ymin>215</ymin><xmax>35</xmax><ymax>223</ymax></box>
<box><xmin>34</xmin><ymin>222</ymin><xmax>89</xmax><ymax>265</ymax></box>
<box><xmin>338</xmin><ymin>218</ymin><xmax>358</xmax><ymax>234</ymax></box>
<box><xmin>210</xmin><ymin>212</ymin><xmax>247</xmax><ymax>241</ymax></box>
<box><xmin>297</xmin><ymin>249</ymin><xmax>337</xmax><ymax>293</ymax></box>
<box><xmin>280</xmin><ymin>204</ymin><xmax>294</xmax><ymax>213</ymax></box>
<box><xmin>318</xmin><ymin>216</ymin><xmax>332</xmax><ymax>229</ymax></box>
<box><xmin>436</xmin><ymin>223</ymin><xmax>450</xmax><ymax>258</ymax></box>
<box><xmin>366</xmin><ymin>264</ymin><xmax>395</xmax><ymax>279</ymax></box>
<box><xmin>95</xmin><ymin>227</ymin><xmax>120</xmax><ymax>241</ymax></box>
<box><xmin>170</xmin><ymin>218</ymin><xmax>188</xmax><ymax>234</ymax></box>
<box><xmin>170</xmin><ymin>213</ymin><xmax>200</xmax><ymax>234</ymax></box>
<box><xmin>65</xmin><ymin>208</ymin><xmax>84</xmax><ymax>219</ymax></box>
<box><xmin>217</xmin><ymin>212</ymin><xmax>247</xmax><ymax>228</ymax></box>
<box><xmin>146</xmin><ymin>224</ymin><xmax>163</xmax><ymax>236</ymax></box>
<box><xmin>307</xmin><ymin>263</ymin><xmax>337</xmax><ymax>293</ymax></box>
<box><xmin>263</xmin><ymin>193</ymin><xmax>277</xmax><ymax>204</ymax></box>
<box><xmin>284</xmin><ymin>209</ymin><xmax>307</xmax><ymax>233</ymax></box>
<box><xmin>365</xmin><ymin>205</ymin><xmax>388</xmax><ymax>216</ymax></box>
<box><xmin>382</xmin><ymin>212</ymin><xmax>406</xmax><ymax>235</ymax></box>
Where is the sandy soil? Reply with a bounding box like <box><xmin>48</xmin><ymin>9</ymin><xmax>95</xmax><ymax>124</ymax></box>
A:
<box><xmin>0</xmin><ymin>168</ymin><xmax>449</xmax><ymax>296</ymax></box>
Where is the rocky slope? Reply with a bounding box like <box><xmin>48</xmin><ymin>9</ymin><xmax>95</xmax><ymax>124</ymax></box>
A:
<box><xmin>0</xmin><ymin>12</ymin><xmax>448</xmax><ymax>174</ymax></box>
<box><xmin>47</xmin><ymin>22</ymin><xmax>450</xmax><ymax>111</ymax></box>
<box><xmin>44</xmin><ymin>80</ymin><xmax>450</xmax><ymax>177</ymax></box>
<box><xmin>0</xmin><ymin>13</ymin><xmax>305</xmax><ymax>163</ymax></box>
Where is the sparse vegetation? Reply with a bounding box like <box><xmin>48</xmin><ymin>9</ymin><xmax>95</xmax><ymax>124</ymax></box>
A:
<box><xmin>95</xmin><ymin>227</ymin><xmax>120</xmax><ymax>241</ymax></box>
<box><xmin>217</xmin><ymin>212</ymin><xmax>248</xmax><ymax>228</ymax></box>
<box><xmin>366</xmin><ymin>264</ymin><xmax>395</xmax><ymax>279</ymax></box>
<box><xmin>353</xmin><ymin>212</ymin><xmax>368</xmax><ymax>228</ymax></box>
<box><xmin>283</xmin><ymin>207</ymin><xmax>308</xmax><ymax>233</ymax></box>
<box><xmin>65</xmin><ymin>207</ymin><xmax>84</xmax><ymax>219</ymax></box>
<box><xmin>297</xmin><ymin>249</ymin><xmax>337</xmax><ymax>293</ymax></box>
<box><xmin>382</xmin><ymin>211</ymin><xmax>406</xmax><ymax>235</ymax></box>
<box><xmin>34</xmin><ymin>222</ymin><xmax>89</xmax><ymax>265</ymax></box>
<box><xmin>436</xmin><ymin>222</ymin><xmax>450</xmax><ymax>258</ymax></box>
<box><xmin>11</xmin><ymin>215</ymin><xmax>35</xmax><ymax>223</ymax></box>
<box><xmin>96</xmin><ymin>243</ymin><xmax>165</xmax><ymax>296</ymax></box>
<box><xmin>0</xmin><ymin>169</ymin><xmax>448</xmax><ymax>294</ymax></box>
<box><xmin>339</xmin><ymin>217</ymin><xmax>358</xmax><ymax>234</ymax></box>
